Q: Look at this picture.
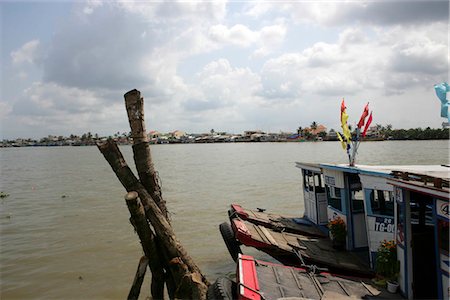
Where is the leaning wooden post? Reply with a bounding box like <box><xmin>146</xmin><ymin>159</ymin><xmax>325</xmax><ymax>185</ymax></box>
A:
<box><xmin>124</xmin><ymin>89</ymin><xmax>169</xmax><ymax>221</ymax></box>
<box><xmin>128</xmin><ymin>256</ymin><xmax>149</xmax><ymax>300</ymax></box>
<box><xmin>125</xmin><ymin>191</ymin><xmax>165</xmax><ymax>299</ymax></box>
<box><xmin>98</xmin><ymin>140</ymin><xmax>209</xmax><ymax>299</ymax></box>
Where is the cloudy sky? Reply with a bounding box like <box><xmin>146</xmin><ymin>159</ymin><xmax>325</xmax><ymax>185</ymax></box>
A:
<box><xmin>1</xmin><ymin>0</ymin><xmax>448</xmax><ymax>139</ymax></box>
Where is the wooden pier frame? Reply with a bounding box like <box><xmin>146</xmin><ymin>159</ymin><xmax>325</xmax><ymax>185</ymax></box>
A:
<box><xmin>97</xmin><ymin>89</ymin><xmax>209</xmax><ymax>299</ymax></box>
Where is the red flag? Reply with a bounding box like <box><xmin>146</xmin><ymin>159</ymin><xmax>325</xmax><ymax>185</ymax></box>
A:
<box><xmin>357</xmin><ymin>102</ymin><xmax>369</xmax><ymax>128</ymax></box>
<box><xmin>340</xmin><ymin>99</ymin><xmax>346</xmax><ymax>122</ymax></box>
<box><xmin>362</xmin><ymin>112</ymin><xmax>373</xmax><ymax>137</ymax></box>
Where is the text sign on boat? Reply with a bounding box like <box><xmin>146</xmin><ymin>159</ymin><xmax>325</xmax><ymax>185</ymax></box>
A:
<box><xmin>374</xmin><ymin>217</ymin><xmax>395</xmax><ymax>233</ymax></box>
<box><xmin>436</xmin><ymin>200</ymin><xmax>449</xmax><ymax>219</ymax></box>
<box><xmin>324</xmin><ymin>175</ymin><xmax>336</xmax><ymax>186</ymax></box>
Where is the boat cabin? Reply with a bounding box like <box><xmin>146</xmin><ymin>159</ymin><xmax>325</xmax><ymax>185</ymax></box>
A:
<box><xmin>296</xmin><ymin>163</ymin><xmax>403</xmax><ymax>267</ymax></box>
<box><xmin>318</xmin><ymin>164</ymin><xmax>395</xmax><ymax>255</ymax></box>
<box><xmin>388</xmin><ymin>167</ymin><xmax>449</xmax><ymax>300</ymax></box>
<box><xmin>295</xmin><ymin>163</ymin><xmax>328</xmax><ymax>225</ymax></box>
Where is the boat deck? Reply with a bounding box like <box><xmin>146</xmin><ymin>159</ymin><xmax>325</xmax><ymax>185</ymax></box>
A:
<box><xmin>233</xmin><ymin>218</ymin><xmax>372</xmax><ymax>277</ymax></box>
<box><xmin>239</xmin><ymin>255</ymin><xmax>403</xmax><ymax>300</ymax></box>
<box><xmin>229</xmin><ymin>204</ymin><xmax>327</xmax><ymax>237</ymax></box>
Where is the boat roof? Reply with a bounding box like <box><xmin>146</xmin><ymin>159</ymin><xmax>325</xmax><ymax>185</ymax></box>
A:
<box><xmin>295</xmin><ymin>162</ymin><xmax>322</xmax><ymax>172</ymax></box>
<box><xmin>296</xmin><ymin>162</ymin><xmax>450</xmax><ymax>180</ymax></box>
<box><xmin>387</xmin><ymin>176</ymin><xmax>449</xmax><ymax>200</ymax></box>
<box><xmin>387</xmin><ymin>167</ymin><xmax>450</xmax><ymax>199</ymax></box>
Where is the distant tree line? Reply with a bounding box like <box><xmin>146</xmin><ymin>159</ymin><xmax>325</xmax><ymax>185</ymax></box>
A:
<box><xmin>384</xmin><ymin>127</ymin><xmax>449</xmax><ymax>140</ymax></box>
<box><xmin>375</xmin><ymin>124</ymin><xmax>449</xmax><ymax>140</ymax></box>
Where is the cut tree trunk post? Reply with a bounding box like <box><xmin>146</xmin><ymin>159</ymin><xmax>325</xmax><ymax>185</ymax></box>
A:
<box><xmin>127</xmin><ymin>256</ymin><xmax>149</xmax><ymax>300</ymax></box>
<box><xmin>125</xmin><ymin>191</ymin><xmax>165</xmax><ymax>299</ymax></box>
<box><xmin>98</xmin><ymin>140</ymin><xmax>209</xmax><ymax>299</ymax></box>
<box><xmin>124</xmin><ymin>89</ymin><xmax>174</xmax><ymax>297</ymax></box>
<box><xmin>124</xmin><ymin>89</ymin><xmax>169</xmax><ymax>221</ymax></box>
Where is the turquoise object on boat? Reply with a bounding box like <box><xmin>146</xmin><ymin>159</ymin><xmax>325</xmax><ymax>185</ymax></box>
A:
<box><xmin>434</xmin><ymin>82</ymin><xmax>450</xmax><ymax>122</ymax></box>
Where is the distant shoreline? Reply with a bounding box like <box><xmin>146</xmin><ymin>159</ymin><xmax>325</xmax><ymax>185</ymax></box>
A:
<box><xmin>2</xmin><ymin>137</ymin><xmax>448</xmax><ymax>148</ymax></box>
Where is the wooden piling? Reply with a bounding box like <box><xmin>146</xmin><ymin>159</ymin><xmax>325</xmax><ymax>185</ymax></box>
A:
<box><xmin>124</xmin><ymin>89</ymin><xmax>169</xmax><ymax>221</ymax></box>
<box><xmin>98</xmin><ymin>140</ymin><xmax>209</xmax><ymax>299</ymax></box>
<box><xmin>125</xmin><ymin>192</ymin><xmax>165</xmax><ymax>299</ymax></box>
<box><xmin>127</xmin><ymin>256</ymin><xmax>149</xmax><ymax>300</ymax></box>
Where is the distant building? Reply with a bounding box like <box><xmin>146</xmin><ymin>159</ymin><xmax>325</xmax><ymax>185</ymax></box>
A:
<box><xmin>304</xmin><ymin>125</ymin><xmax>327</xmax><ymax>136</ymax></box>
<box><xmin>244</xmin><ymin>130</ymin><xmax>264</xmax><ymax>138</ymax></box>
<box><xmin>148</xmin><ymin>130</ymin><xmax>160</xmax><ymax>139</ymax></box>
<box><xmin>327</xmin><ymin>129</ymin><xmax>338</xmax><ymax>141</ymax></box>
<box><xmin>365</xmin><ymin>126</ymin><xmax>380</xmax><ymax>137</ymax></box>
<box><xmin>169</xmin><ymin>130</ymin><xmax>186</xmax><ymax>139</ymax></box>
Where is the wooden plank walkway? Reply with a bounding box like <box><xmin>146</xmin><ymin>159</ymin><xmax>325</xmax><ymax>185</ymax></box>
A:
<box><xmin>240</xmin><ymin>220</ymin><xmax>372</xmax><ymax>276</ymax></box>
<box><xmin>240</xmin><ymin>207</ymin><xmax>327</xmax><ymax>237</ymax></box>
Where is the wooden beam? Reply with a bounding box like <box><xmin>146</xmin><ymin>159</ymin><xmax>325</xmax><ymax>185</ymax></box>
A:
<box><xmin>98</xmin><ymin>140</ymin><xmax>209</xmax><ymax>299</ymax></box>
<box><xmin>127</xmin><ymin>256</ymin><xmax>149</xmax><ymax>300</ymax></box>
<box><xmin>125</xmin><ymin>192</ymin><xmax>165</xmax><ymax>299</ymax></box>
<box><xmin>124</xmin><ymin>89</ymin><xmax>169</xmax><ymax>220</ymax></box>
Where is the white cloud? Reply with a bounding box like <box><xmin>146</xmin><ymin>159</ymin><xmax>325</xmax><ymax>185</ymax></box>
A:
<box><xmin>0</xmin><ymin>101</ymin><xmax>13</xmax><ymax>119</ymax></box>
<box><xmin>209</xmin><ymin>24</ymin><xmax>258</xmax><ymax>47</ymax></box>
<box><xmin>387</xmin><ymin>27</ymin><xmax>448</xmax><ymax>75</ymax></box>
<box><xmin>117</xmin><ymin>1</ymin><xmax>227</xmax><ymax>24</ymax></box>
<box><xmin>83</xmin><ymin>0</ymin><xmax>103</xmax><ymax>15</ymax></box>
<box><xmin>2</xmin><ymin>1</ymin><xmax>448</xmax><ymax>138</ymax></box>
<box><xmin>244</xmin><ymin>1</ymin><xmax>448</xmax><ymax>26</ymax></box>
<box><xmin>41</xmin><ymin>1</ymin><xmax>229</xmax><ymax>93</ymax></box>
<box><xmin>209</xmin><ymin>23</ymin><xmax>287</xmax><ymax>57</ymax></box>
<box><xmin>253</xmin><ymin>24</ymin><xmax>287</xmax><ymax>57</ymax></box>
<box><xmin>11</xmin><ymin>40</ymin><xmax>40</xmax><ymax>65</ymax></box>
<box><xmin>7</xmin><ymin>81</ymin><xmax>125</xmax><ymax>137</ymax></box>
<box><xmin>183</xmin><ymin>58</ymin><xmax>261</xmax><ymax>112</ymax></box>
<box><xmin>14</xmin><ymin>82</ymin><xmax>104</xmax><ymax>115</ymax></box>
<box><xmin>259</xmin><ymin>24</ymin><xmax>447</xmax><ymax>100</ymax></box>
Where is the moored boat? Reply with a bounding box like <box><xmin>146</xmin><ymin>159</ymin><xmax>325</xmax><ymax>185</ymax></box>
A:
<box><xmin>224</xmin><ymin>163</ymin><xmax>399</xmax><ymax>271</ymax></box>
<box><xmin>221</xmin><ymin>164</ymin><xmax>449</xmax><ymax>299</ymax></box>
<box><xmin>228</xmin><ymin>203</ymin><xmax>327</xmax><ymax>237</ymax></box>
<box><xmin>218</xmin><ymin>94</ymin><xmax>449</xmax><ymax>299</ymax></box>
<box><xmin>208</xmin><ymin>254</ymin><xmax>395</xmax><ymax>300</ymax></box>
<box><xmin>387</xmin><ymin>169</ymin><xmax>449</xmax><ymax>299</ymax></box>
<box><xmin>227</xmin><ymin>217</ymin><xmax>373</xmax><ymax>277</ymax></box>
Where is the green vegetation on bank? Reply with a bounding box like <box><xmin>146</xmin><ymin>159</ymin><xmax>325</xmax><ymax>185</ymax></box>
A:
<box><xmin>377</xmin><ymin>126</ymin><xmax>449</xmax><ymax>140</ymax></box>
<box><xmin>1</xmin><ymin>125</ymin><xmax>448</xmax><ymax>147</ymax></box>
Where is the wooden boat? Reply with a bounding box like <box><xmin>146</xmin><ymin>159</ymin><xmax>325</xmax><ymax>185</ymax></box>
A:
<box><xmin>208</xmin><ymin>254</ymin><xmax>389</xmax><ymax>300</ymax></box>
<box><xmin>228</xmin><ymin>203</ymin><xmax>327</xmax><ymax>237</ymax></box>
<box><xmin>387</xmin><ymin>170</ymin><xmax>449</xmax><ymax>300</ymax></box>
<box><xmin>222</xmin><ymin>164</ymin><xmax>449</xmax><ymax>299</ymax></box>
<box><xmin>226</xmin><ymin>163</ymin><xmax>398</xmax><ymax>269</ymax></box>
<box><xmin>225</xmin><ymin>217</ymin><xmax>373</xmax><ymax>277</ymax></box>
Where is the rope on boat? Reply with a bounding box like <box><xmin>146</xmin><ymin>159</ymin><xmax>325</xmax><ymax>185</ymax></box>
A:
<box><xmin>237</xmin><ymin>282</ymin><xmax>267</xmax><ymax>300</ymax></box>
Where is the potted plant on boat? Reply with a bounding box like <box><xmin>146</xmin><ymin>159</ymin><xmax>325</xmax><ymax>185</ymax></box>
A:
<box><xmin>375</xmin><ymin>240</ymin><xmax>400</xmax><ymax>293</ymax></box>
<box><xmin>328</xmin><ymin>216</ymin><xmax>346</xmax><ymax>250</ymax></box>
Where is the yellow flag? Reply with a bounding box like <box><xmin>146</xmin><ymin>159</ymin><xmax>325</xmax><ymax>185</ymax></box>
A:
<box><xmin>336</xmin><ymin>132</ymin><xmax>346</xmax><ymax>150</ymax></box>
<box><xmin>341</xmin><ymin>111</ymin><xmax>351</xmax><ymax>142</ymax></box>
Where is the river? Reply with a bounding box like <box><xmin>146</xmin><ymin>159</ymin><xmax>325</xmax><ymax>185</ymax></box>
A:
<box><xmin>1</xmin><ymin>140</ymin><xmax>448</xmax><ymax>299</ymax></box>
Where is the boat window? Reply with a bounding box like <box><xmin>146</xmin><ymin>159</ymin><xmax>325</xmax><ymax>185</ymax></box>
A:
<box><xmin>303</xmin><ymin>171</ymin><xmax>310</xmax><ymax>191</ymax></box>
<box><xmin>314</xmin><ymin>174</ymin><xmax>325</xmax><ymax>192</ymax></box>
<box><xmin>438</xmin><ymin>220</ymin><xmax>449</xmax><ymax>253</ymax></box>
<box><xmin>351</xmin><ymin>190</ymin><xmax>365</xmax><ymax>212</ymax></box>
<box><xmin>304</xmin><ymin>172</ymin><xmax>315</xmax><ymax>192</ymax></box>
<box><xmin>410</xmin><ymin>193</ymin><xmax>434</xmax><ymax>227</ymax></box>
<box><xmin>327</xmin><ymin>186</ymin><xmax>342</xmax><ymax>211</ymax></box>
<box><xmin>369</xmin><ymin>190</ymin><xmax>394</xmax><ymax>216</ymax></box>
<box><xmin>397</xmin><ymin>201</ymin><xmax>405</xmax><ymax>246</ymax></box>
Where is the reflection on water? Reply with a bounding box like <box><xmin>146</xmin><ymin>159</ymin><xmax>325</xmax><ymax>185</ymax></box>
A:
<box><xmin>1</xmin><ymin>140</ymin><xmax>448</xmax><ymax>299</ymax></box>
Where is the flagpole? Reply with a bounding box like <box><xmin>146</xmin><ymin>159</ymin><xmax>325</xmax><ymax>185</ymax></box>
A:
<box><xmin>350</xmin><ymin>128</ymin><xmax>360</xmax><ymax>166</ymax></box>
